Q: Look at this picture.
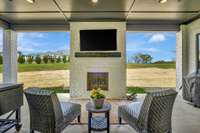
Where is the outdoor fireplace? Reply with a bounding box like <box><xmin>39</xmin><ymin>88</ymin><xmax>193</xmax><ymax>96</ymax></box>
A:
<box><xmin>70</xmin><ymin>22</ymin><xmax>126</xmax><ymax>98</ymax></box>
<box><xmin>87</xmin><ymin>72</ymin><xmax>108</xmax><ymax>91</ymax></box>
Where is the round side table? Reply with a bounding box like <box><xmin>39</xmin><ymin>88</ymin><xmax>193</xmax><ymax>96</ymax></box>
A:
<box><xmin>86</xmin><ymin>102</ymin><xmax>111</xmax><ymax>133</ymax></box>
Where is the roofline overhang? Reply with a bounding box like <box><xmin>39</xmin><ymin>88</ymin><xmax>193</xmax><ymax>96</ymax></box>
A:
<box><xmin>11</xmin><ymin>23</ymin><xmax>70</xmax><ymax>31</ymax></box>
<box><xmin>4</xmin><ymin>20</ymin><xmax>180</xmax><ymax>32</ymax></box>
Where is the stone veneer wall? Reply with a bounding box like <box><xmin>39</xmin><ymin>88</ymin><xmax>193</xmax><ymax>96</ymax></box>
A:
<box><xmin>70</xmin><ymin>22</ymin><xmax>126</xmax><ymax>98</ymax></box>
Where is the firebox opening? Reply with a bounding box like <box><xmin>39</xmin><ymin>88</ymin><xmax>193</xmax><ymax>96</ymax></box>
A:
<box><xmin>87</xmin><ymin>72</ymin><xmax>109</xmax><ymax>91</ymax></box>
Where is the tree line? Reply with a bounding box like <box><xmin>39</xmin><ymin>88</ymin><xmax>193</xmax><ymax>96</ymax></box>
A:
<box><xmin>18</xmin><ymin>54</ymin><xmax>69</xmax><ymax>64</ymax></box>
<box><xmin>0</xmin><ymin>53</ymin><xmax>175</xmax><ymax>65</ymax></box>
<box><xmin>132</xmin><ymin>53</ymin><xmax>152</xmax><ymax>64</ymax></box>
<box><xmin>129</xmin><ymin>53</ymin><xmax>175</xmax><ymax>64</ymax></box>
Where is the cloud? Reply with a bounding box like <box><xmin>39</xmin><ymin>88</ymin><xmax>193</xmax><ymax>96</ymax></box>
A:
<box><xmin>17</xmin><ymin>32</ymin><xmax>48</xmax><ymax>53</ymax></box>
<box><xmin>126</xmin><ymin>41</ymin><xmax>145</xmax><ymax>46</ymax></box>
<box><xmin>0</xmin><ymin>31</ymin><xmax>70</xmax><ymax>54</ymax></box>
<box><xmin>127</xmin><ymin>47</ymin><xmax>159</xmax><ymax>53</ymax></box>
<box><xmin>36</xmin><ymin>33</ymin><xmax>45</xmax><ymax>38</ymax></box>
<box><xmin>127</xmin><ymin>39</ymin><xmax>160</xmax><ymax>54</ymax></box>
<box><xmin>18</xmin><ymin>32</ymin><xmax>46</xmax><ymax>46</ymax></box>
<box><xmin>18</xmin><ymin>46</ymin><xmax>34</xmax><ymax>52</ymax></box>
<box><xmin>18</xmin><ymin>32</ymin><xmax>45</xmax><ymax>40</ymax></box>
<box><xmin>148</xmin><ymin>33</ymin><xmax>166</xmax><ymax>43</ymax></box>
<box><xmin>17</xmin><ymin>41</ymin><xmax>69</xmax><ymax>54</ymax></box>
<box><xmin>56</xmin><ymin>45</ymin><xmax>70</xmax><ymax>51</ymax></box>
<box><xmin>146</xmin><ymin>48</ymin><xmax>159</xmax><ymax>52</ymax></box>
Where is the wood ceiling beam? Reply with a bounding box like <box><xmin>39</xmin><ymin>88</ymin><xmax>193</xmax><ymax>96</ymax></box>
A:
<box><xmin>52</xmin><ymin>0</ymin><xmax>69</xmax><ymax>26</ymax></box>
<box><xmin>126</xmin><ymin>0</ymin><xmax>136</xmax><ymax>20</ymax></box>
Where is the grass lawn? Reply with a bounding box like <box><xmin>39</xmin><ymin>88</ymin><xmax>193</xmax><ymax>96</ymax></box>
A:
<box><xmin>18</xmin><ymin>63</ymin><xmax>70</xmax><ymax>72</ymax></box>
<box><xmin>42</xmin><ymin>86</ymin><xmax>69</xmax><ymax>93</ymax></box>
<box><xmin>0</xmin><ymin>62</ymin><xmax>175</xmax><ymax>73</ymax></box>
<box><xmin>0</xmin><ymin>63</ymin><xmax>70</xmax><ymax>73</ymax></box>
<box><xmin>41</xmin><ymin>86</ymin><xmax>146</xmax><ymax>94</ymax></box>
<box><xmin>127</xmin><ymin>63</ymin><xmax>175</xmax><ymax>69</ymax></box>
<box><xmin>127</xmin><ymin>87</ymin><xmax>146</xmax><ymax>94</ymax></box>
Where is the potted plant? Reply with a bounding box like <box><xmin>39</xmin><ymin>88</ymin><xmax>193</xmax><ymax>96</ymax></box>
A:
<box><xmin>90</xmin><ymin>88</ymin><xmax>105</xmax><ymax>109</ymax></box>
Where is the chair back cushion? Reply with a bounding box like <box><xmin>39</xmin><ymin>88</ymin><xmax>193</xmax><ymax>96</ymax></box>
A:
<box><xmin>138</xmin><ymin>89</ymin><xmax>177</xmax><ymax>133</ymax></box>
<box><xmin>24</xmin><ymin>88</ymin><xmax>63</xmax><ymax>131</ymax></box>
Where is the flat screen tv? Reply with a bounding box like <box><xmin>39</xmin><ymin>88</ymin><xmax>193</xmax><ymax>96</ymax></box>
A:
<box><xmin>80</xmin><ymin>29</ymin><xmax>117</xmax><ymax>51</ymax></box>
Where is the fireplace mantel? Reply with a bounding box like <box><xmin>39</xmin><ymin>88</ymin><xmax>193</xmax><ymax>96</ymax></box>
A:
<box><xmin>75</xmin><ymin>52</ymin><xmax>121</xmax><ymax>57</ymax></box>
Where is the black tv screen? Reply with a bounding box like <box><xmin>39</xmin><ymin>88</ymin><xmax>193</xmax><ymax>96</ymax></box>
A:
<box><xmin>80</xmin><ymin>29</ymin><xmax>117</xmax><ymax>51</ymax></box>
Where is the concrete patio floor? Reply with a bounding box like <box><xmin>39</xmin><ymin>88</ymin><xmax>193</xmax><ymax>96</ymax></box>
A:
<box><xmin>3</xmin><ymin>93</ymin><xmax>200</xmax><ymax>133</ymax></box>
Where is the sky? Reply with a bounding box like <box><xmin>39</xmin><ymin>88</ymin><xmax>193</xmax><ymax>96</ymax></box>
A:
<box><xmin>0</xmin><ymin>29</ymin><xmax>176</xmax><ymax>62</ymax></box>
<box><xmin>17</xmin><ymin>32</ymin><xmax>70</xmax><ymax>54</ymax></box>
<box><xmin>126</xmin><ymin>32</ymin><xmax>176</xmax><ymax>62</ymax></box>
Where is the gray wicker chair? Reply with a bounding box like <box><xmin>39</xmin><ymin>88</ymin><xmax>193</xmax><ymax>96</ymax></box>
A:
<box><xmin>24</xmin><ymin>88</ymin><xmax>81</xmax><ymax>133</ymax></box>
<box><xmin>182</xmin><ymin>71</ymin><xmax>200</xmax><ymax>107</ymax></box>
<box><xmin>118</xmin><ymin>89</ymin><xmax>177</xmax><ymax>133</ymax></box>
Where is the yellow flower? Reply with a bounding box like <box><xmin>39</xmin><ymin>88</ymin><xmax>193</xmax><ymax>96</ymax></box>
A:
<box><xmin>90</xmin><ymin>88</ymin><xmax>105</xmax><ymax>99</ymax></box>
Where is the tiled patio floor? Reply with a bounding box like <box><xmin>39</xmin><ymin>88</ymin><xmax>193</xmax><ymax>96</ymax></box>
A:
<box><xmin>2</xmin><ymin>93</ymin><xmax>200</xmax><ymax>133</ymax></box>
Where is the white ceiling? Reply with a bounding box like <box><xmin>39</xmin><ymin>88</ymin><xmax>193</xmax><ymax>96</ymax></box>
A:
<box><xmin>0</xmin><ymin>0</ymin><xmax>199</xmax><ymax>25</ymax></box>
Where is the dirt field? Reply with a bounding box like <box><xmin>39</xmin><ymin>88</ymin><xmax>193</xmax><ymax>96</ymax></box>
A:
<box><xmin>18</xmin><ymin>70</ymin><xmax>70</xmax><ymax>88</ymax></box>
<box><xmin>127</xmin><ymin>68</ymin><xmax>176</xmax><ymax>88</ymax></box>
<box><xmin>8</xmin><ymin>68</ymin><xmax>175</xmax><ymax>88</ymax></box>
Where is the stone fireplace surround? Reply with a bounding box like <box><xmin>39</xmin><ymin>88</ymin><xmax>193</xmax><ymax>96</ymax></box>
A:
<box><xmin>70</xmin><ymin>22</ymin><xmax>126</xmax><ymax>98</ymax></box>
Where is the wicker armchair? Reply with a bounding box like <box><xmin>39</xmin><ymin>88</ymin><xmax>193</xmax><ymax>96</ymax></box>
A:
<box><xmin>118</xmin><ymin>89</ymin><xmax>177</xmax><ymax>133</ymax></box>
<box><xmin>182</xmin><ymin>71</ymin><xmax>200</xmax><ymax>107</ymax></box>
<box><xmin>24</xmin><ymin>88</ymin><xmax>81</xmax><ymax>133</ymax></box>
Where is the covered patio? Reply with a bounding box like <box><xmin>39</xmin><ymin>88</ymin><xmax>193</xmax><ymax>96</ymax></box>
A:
<box><xmin>3</xmin><ymin>94</ymin><xmax>200</xmax><ymax>133</ymax></box>
<box><xmin>1</xmin><ymin>0</ymin><xmax>200</xmax><ymax>133</ymax></box>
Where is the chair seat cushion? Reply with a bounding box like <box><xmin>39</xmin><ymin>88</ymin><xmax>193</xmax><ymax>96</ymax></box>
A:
<box><xmin>60</xmin><ymin>102</ymin><xmax>81</xmax><ymax>122</ymax></box>
<box><xmin>119</xmin><ymin>101</ymin><xmax>143</xmax><ymax>119</ymax></box>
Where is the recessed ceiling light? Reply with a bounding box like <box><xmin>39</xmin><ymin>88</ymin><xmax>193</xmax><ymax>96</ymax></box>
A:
<box><xmin>92</xmin><ymin>0</ymin><xmax>98</xmax><ymax>4</ymax></box>
<box><xmin>159</xmin><ymin>0</ymin><xmax>168</xmax><ymax>3</ymax></box>
<box><xmin>26</xmin><ymin>0</ymin><xmax>35</xmax><ymax>4</ymax></box>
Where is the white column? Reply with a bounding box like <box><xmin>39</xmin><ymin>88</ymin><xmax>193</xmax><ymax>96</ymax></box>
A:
<box><xmin>176</xmin><ymin>25</ymin><xmax>188</xmax><ymax>90</ymax></box>
<box><xmin>3</xmin><ymin>29</ymin><xmax>17</xmax><ymax>83</ymax></box>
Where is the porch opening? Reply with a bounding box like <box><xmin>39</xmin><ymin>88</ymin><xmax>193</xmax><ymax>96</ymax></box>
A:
<box><xmin>17</xmin><ymin>32</ymin><xmax>70</xmax><ymax>92</ymax></box>
<box><xmin>126</xmin><ymin>32</ymin><xmax>176</xmax><ymax>93</ymax></box>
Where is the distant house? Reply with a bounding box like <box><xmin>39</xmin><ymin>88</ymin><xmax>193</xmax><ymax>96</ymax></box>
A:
<box><xmin>17</xmin><ymin>51</ymin><xmax>70</xmax><ymax>62</ymax></box>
